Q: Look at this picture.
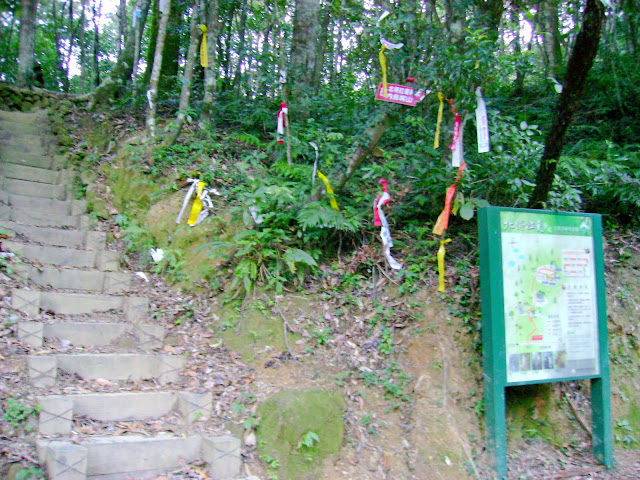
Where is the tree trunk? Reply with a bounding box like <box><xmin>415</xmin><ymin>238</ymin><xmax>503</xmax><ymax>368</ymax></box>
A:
<box><xmin>79</xmin><ymin>0</ymin><xmax>87</xmax><ymax>93</ymax></box>
<box><xmin>17</xmin><ymin>0</ymin><xmax>38</xmax><ymax>88</ymax></box>
<box><xmin>132</xmin><ymin>0</ymin><xmax>150</xmax><ymax>80</ymax></box>
<box><xmin>231</xmin><ymin>0</ymin><xmax>249</xmax><ymax>95</ymax></box>
<box><xmin>88</xmin><ymin>0</ymin><xmax>152</xmax><ymax>106</ymax></box>
<box><xmin>62</xmin><ymin>0</ymin><xmax>75</xmax><ymax>92</ymax></box>
<box><xmin>311</xmin><ymin>1</ymin><xmax>331</xmax><ymax>89</ymax></box>
<box><xmin>538</xmin><ymin>0</ymin><xmax>564</xmax><ymax>79</ymax></box>
<box><xmin>474</xmin><ymin>0</ymin><xmax>504</xmax><ymax>43</ymax></box>
<box><xmin>309</xmin><ymin>103</ymin><xmax>403</xmax><ymax>201</ymax></box>
<box><xmin>527</xmin><ymin>0</ymin><xmax>605</xmax><ymax>209</ymax></box>
<box><xmin>142</xmin><ymin>0</ymin><xmax>159</xmax><ymax>86</ymax></box>
<box><xmin>512</xmin><ymin>8</ymin><xmax>525</xmax><ymax>95</ymax></box>
<box><xmin>200</xmin><ymin>0</ymin><xmax>220</xmax><ymax>126</ymax></box>
<box><xmin>146</xmin><ymin>0</ymin><xmax>172</xmax><ymax>137</ymax></box>
<box><xmin>289</xmin><ymin>0</ymin><xmax>320</xmax><ymax>97</ymax></box>
<box><xmin>91</xmin><ymin>1</ymin><xmax>102</xmax><ymax>90</ymax></box>
<box><xmin>160</xmin><ymin>0</ymin><xmax>187</xmax><ymax>84</ymax></box>
<box><xmin>162</xmin><ymin>0</ymin><xmax>201</xmax><ymax>147</ymax></box>
<box><xmin>52</xmin><ymin>0</ymin><xmax>66</xmax><ymax>89</ymax></box>
<box><xmin>118</xmin><ymin>0</ymin><xmax>127</xmax><ymax>57</ymax></box>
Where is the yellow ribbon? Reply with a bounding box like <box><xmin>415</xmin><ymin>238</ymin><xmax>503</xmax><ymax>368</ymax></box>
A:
<box><xmin>379</xmin><ymin>45</ymin><xmax>388</xmax><ymax>97</ymax></box>
<box><xmin>434</xmin><ymin>92</ymin><xmax>444</xmax><ymax>149</ymax></box>
<box><xmin>317</xmin><ymin>171</ymin><xmax>339</xmax><ymax>211</ymax></box>
<box><xmin>187</xmin><ymin>181</ymin><xmax>206</xmax><ymax>225</ymax></box>
<box><xmin>437</xmin><ymin>238</ymin><xmax>452</xmax><ymax>292</ymax></box>
<box><xmin>198</xmin><ymin>24</ymin><xmax>208</xmax><ymax>68</ymax></box>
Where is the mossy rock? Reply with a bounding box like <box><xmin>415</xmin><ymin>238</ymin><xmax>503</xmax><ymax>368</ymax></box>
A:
<box><xmin>257</xmin><ymin>388</ymin><xmax>346</xmax><ymax>479</ymax></box>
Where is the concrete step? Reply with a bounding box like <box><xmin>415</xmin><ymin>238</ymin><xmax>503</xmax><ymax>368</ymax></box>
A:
<box><xmin>27</xmin><ymin>353</ymin><xmax>186</xmax><ymax>386</ymax></box>
<box><xmin>12</xmin><ymin>289</ymin><xmax>147</xmax><ymax>320</ymax></box>
<box><xmin>18</xmin><ymin>321</ymin><xmax>163</xmax><ymax>349</ymax></box>
<box><xmin>0</xmin><ymin>118</ymin><xmax>48</xmax><ymax>135</ymax></box>
<box><xmin>12</xmin><ymin>265</ymin><xmax>132</xmax><ymax>294</ymax></box>
<box><xmin>36</xmin><ymin>391</ymin><xmax>211</xmax><ymax>435</ymax></box>
<box><xmin>2</xmin><ymin>240</ymin><xmax>117</xmax><ymax>269</ymax></box>
<box><xmin>0</xmin><ymin>162</ymin><xmax>73</xmax><ymax>184</ymax></box>
<box><xmin>37</xmin><ymin>434</ymin><xmax>241</xmax><ymax>480</ymax></box>
<box><xmin>0</xmin><ymin>177</ymin><xmax>70</xmax><ymax>200</ymax></box>
<box><xmin>0</xmin><ymin>150</ymin><xmax>64</xmax><ymax>170</ymax></box>
<box><xmin>0</xmin><ymin>109</ymin><xmax>48</xmax><ymax>125</ymax></box>
<box><xmin>0</xmin><ymin>205</ymin><xmax>88</xmax><ymax>229</ymax></box>
<box><xmin>0</xmin><ymin>221</ymin><xmax>104</xmax><ymax>249</ymax></box>
<box><xmin>1</xmin><ymin>130</ymin><xmax>48</xmax><ymax>152</ymax></box>
<box><xmin>0</xmin><ymin>190</ymin><xmax>86</xmax><ymax>215</ymax></box>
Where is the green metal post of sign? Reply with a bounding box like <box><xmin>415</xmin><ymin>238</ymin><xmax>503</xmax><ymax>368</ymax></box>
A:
<box><xmin>479</xmin><ymin>205</ymin><xmax>508</xmax><ymax>478</ymax></box>
<box><xmin>591</xmin><ymin>213</ymin><xmax>614</xmax><ymax>465</ymax></box>
<box><xmin>478</xmin><ymin>206</ymin><xmax>613</xmax><ymax>479</ymax></box>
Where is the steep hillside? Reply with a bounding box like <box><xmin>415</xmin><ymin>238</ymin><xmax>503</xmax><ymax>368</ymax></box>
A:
<box><xmin>1</xmin><ymin>95</ymin><xmax>639</xmax><ymax>480</ymax></box>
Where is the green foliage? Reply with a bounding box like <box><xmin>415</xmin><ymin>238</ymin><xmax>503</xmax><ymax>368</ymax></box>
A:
<box><xmin>153</xmin><ymin>248</ymin><xmax>190</xmax><ymax>284</ymax></box>
<box><xmin>2</xmin><ymin>397</ymin><xmax>40</xmax><ymax>426</ymax></box>
<box><xmin>615</xmin><ymin>418</ymin><xmax>639</xmax><ymax>447</ymax></box>
<box><xmin>16</xmin><ymin>468</ymin><xmax>45</xmax><ymax>480</ymax></box>
<box><xmin>360</xmin><ymin>361</ymin><xmax>411</xmax><ymax>403</ymax></box>
<box><xmin>115</xmin><ymin>215</ymin><xmax>154</xmax><ymax>255</ymax></box>
<box><xmin>311</xmin><ymin>327</ymin><xmax>332</xmax><ymax>347</ymax></box>
<box><xmin>296</xmin><ymin>431</ymin><xmax>320</xmax><ymax>451</ymax></box>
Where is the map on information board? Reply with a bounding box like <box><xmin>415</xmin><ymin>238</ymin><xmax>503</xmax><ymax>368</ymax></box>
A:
<box><xmin>500</xmin><ymin>211</ymin><xmax>600</xmax><ymax>383</ymax></box>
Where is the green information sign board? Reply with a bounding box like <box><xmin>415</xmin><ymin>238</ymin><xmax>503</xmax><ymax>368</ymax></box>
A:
<box><xmin>478</xmin><ymin>207</ymin><xmax>613</xmax><ymax>479</ymax></box>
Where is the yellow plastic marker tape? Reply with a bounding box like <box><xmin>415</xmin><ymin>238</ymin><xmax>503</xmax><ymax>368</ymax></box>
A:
<box><xmin>437</xmin><ymin>238</ymin><xmax>452</xmax><ymax>292</ymax></box>
<box><xmin>317</xmin><ymin>171</ymin><xmax>339</xmax><ymax>211</ymax></box>
<box><xmin>379</xmin><ymin>45</ymin><xmax>388</xmax><ymax>97</ymax></box>
<box><xmin>187</xmin><ymin>181</ymin><xmax>206</xmax><ymax>225</ymax></box>
<box><xmin>198</xmin><ymin>24</ymin><xmax>208</xmax><ymax>68</ymax></box>
<box><xmin>434</xmin><ymin>92</ymin><xmax>444</xmax><ymax>149</ymax></box>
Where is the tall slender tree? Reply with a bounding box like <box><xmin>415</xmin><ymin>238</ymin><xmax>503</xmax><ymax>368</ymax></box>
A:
<box><xmin>528</xmin><ymin>0</ymin><xmax>606</xmax><ymax>208</ymax></box>
<box><xmin>17</xmin><ymin>0</ymin><xmax>38</xmax><ymax>88</ymax></box>
<box><xmin>163</xmin><ymin>0</ymin><xmax>201</xmax><ymax>147</ymax></box>
<box><xmin>289</xmin><ymin>0</ymin><xmax>320</xmax><ymax>98</ymax></box>
<box><xmin>146</xmin><ymin>0</ymin><xmax>172</xmax><ymax>136</ymax></box>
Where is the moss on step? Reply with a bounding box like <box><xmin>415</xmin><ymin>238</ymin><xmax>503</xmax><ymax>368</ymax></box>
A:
<box><xmin>257</xmin><ymin>388</ymin><xmax>346</xmax><ymax>479</ymax></box>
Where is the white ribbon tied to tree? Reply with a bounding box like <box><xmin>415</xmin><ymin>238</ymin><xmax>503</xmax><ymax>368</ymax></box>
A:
<box><xmin>374</xmin><ymin>179</ymin><xmax>403</xmax><ymax>270</ymax></box>
<box><xmin>475</xmin><ymin>87</ymin><xmax>490</xmax><ymax>153</ymax></box>
<box><xmin>310</xmin><ymin>141</ymin><xmax>319</xmax><ymax>187</ymax></box>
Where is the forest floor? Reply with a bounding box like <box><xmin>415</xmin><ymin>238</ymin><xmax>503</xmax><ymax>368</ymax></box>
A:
<box><xmin>1</xmin><ymin>106</ymin><xmax>640</xmax><ymax>479</ymax></box>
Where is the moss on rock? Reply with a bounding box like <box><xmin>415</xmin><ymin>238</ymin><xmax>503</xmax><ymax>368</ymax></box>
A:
<box><xmin>257</xmin><ymin>388</ymin><xmax>346</xmax><ymax>479</ymax></box>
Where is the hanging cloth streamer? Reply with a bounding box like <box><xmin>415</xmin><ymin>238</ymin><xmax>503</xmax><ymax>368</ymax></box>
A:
<box><xmin>448</xmin><ymin>100</ymin><xmax>461</xmax><ymax>152</ymax></box>
<box><xmin>376</xmin><ymin>11</ymin><xmax>403</xmax><ymax>97</ymax></box>
<box><xmin>433</xmin><ymin>162</ymin><xmax>467</xmax><ymax>236</ymax></box>
<box><xmin>310</xmin><ymin>142</ymin><xmax>319</xmax><ymax>188</ymax></box>
<box><xmin>475</xmin><ymin>87</ymin><xmax>490</xmax><ymax>153</ymax></box>
<box><xmin>198</xmin><ymin>24</ymin><xmax>208</xmax><ymax>68</ymax></box>
<box><xmin>374</xmin><ymin>179</ymin><xmax>402</xmax><ymax>270</ymax></box>
<box><xmin>437</xmin><ymin>238</ymin><xmax>452</xmax><ymax>292</ymax></box>
<box><xmin>434</xmin><ymin>92</ymin><xmax>444</xmax><ymax>149</ymax></box>
<box><xmin>379</xmin><ymin>45</ymin><xmax>388</xmax><ymax>96</ymax></box>
<box><xmin>277</xmin><ymin>103</ymin><xmax>287</xmax><ymax>144</ymax></box>
<box><xmin>317</xmin><ymin>171</ymin><xmax>339</xmax><ymax>211</ymax></box>
<box><xmin>452</xmin><ymin>121</ymin><xmax>464</xmax><ymax>167</ymax></box>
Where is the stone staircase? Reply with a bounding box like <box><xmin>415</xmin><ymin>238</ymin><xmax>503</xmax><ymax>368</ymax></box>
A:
<box><xmin>1</xmin><ymin>110</ymin><xmax>247</xmax><ymax>480</ymax></box>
